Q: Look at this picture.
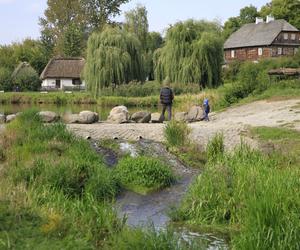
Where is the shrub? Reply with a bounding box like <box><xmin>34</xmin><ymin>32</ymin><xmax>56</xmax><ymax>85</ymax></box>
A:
<box><xmin>13</xmin><ymin>66</ymin><xmax>40</xmax><ymax>91</ymax></box>
<box><xmin>115</xmin><ymin>156</ymin><xmax>175</xmax><ymax>194</ymax></box>
<box><xmin>164</xmin><ymin>121</ymin><xmax>191</xmax><ymax>147</ymax></box>
<box><xmin>0</xmin><ymin>67</ymin><xmax>13</xmax><ymax>91</ymax></box>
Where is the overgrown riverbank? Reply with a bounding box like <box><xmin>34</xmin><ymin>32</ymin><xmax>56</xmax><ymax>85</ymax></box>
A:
<box><xmin>170</xmin><ymin>127</ymin><xmax>300</xmax><ymax>249</ymax></box>
<box><xmin>0</xmin><ymin>110</ymin><xmax>203</xmax><ymax>249</ymax></box>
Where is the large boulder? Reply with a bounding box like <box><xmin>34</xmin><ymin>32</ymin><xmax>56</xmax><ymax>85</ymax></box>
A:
<box><xmin>186</xmin><ymin>106</ymin><xmax>203</xmax><ymax>123</ymax></box>
<box><xmin>38</xmin><ymin>111</ymin><xmax>59</xmax><ymax>123</ymax></box>
<box><xmin>107</xmin><ymin>106</ymin><xmax>129</xmax><ymax>124</ymax></box>
<box><xmin>6</xmin><ymin>114</ymin><xmax>17</xmax><ymax>123</ymax></box>
<box><xmin>0</xmin><ymin>114</ymin><xmax>5</xmax><ymax>124</ymax></box>
<box><xmin>131</xmin><ymin>111</ymin><xmax>151</xmax><ymax>123</ymax></box>
<box><xmin>78</xmin><ymin>111</ymin><xmax>99</xmax><ymax>124</ymax></box>
<box><xmin>174</xmin><ymin>112</ymin><xmax>188</xmax><ymax>122</ymax></box>
<box><xmin>150</xmin><ymin>112</ymin><xmax>162</xmax><ymax>123</ymax></box>
<box><xmin>63</xmin><ymin>113</ymin><xmax>81</xmax><ymax>124</ymax></box>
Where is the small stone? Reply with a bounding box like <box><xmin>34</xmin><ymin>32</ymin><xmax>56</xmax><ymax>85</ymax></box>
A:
<box><xmin>38</xmin><ymin>111</ymin><xmax>59</xmax><ymax>123</ymax></box>
<box><xmin>150</xmin><ymin>113</ymin><xmax>162</xmax><ymax>123</ymax></box>
<box><xmin>79</xmin><ymin>111</ymin><xmax>99</xmax><ymax>124</ymax></box>
<box><xmin>6</xmin><ymin>114</ymin><xmax>17</xmax><ymax>123</ymax></box>
<box><xmin>107</xmin><ymin>106</ymin><xmax>129</xmax><ymax>124</ymax></box>
<box><xmin>131</xmin><ymin>111</ymin><xmax>151</xmax><ymax>123</ymax></box>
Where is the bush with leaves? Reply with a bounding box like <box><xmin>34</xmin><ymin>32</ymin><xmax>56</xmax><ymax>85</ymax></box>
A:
<box><xmin>13</xmin><ymin>66</ymin><xmax>40</xmax><ymax>91</ymax></box>
<box><xmin>0</xmin><ymin>67</ymin><xmax>13</xmax><ymax>91</ymax></box>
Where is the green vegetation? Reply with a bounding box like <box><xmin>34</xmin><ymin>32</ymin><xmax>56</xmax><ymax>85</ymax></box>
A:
<box><xmin>104</xmin><ymin>227</ymin><xmax>199</xmax><ymax>250</ymax></box>
<box><xmin>164</xmin><ymin>121</ymin><xmax>191</xmax><ymax>148</ymax></box>
<box><xmin>115</xmin><ymin>156</ymin><xmax>175</xmax><ymax>195</ymax></box>
<box><xmin>172</xmin><ymin>129</ymin><xmax>300</xmax><ymax>249</ymax></box>
<box><xmin>0</xmin><ymin>110</ymin><xmax>121</xmax><ymax>248</ymax></box>
<box><xmin>84</xmin><ymin>26</ymin><xmax>145</xmax><ymax>97</ymax></box>
<box><xmin>154</xmin><ymin>20</ymin><xmax>223</xmax><ymax>88</ymax></box>
<box><xmin>0</xmin><ymin>110</ymin><xmax>202</xmax><ymax>249</ymax></box>
<box><xmin>164</xmin><ymin>120</ymin><xmax>206</xmax><ymax>168</ymax></box>
<box><xmin>206</xmin><ymin>133</ymin><xmax>224</xmax><ymax>163</ymax></box>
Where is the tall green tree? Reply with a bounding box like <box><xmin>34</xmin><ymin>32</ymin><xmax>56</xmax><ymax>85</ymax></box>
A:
<box><xmin>260</xmin><ymin>0</ymin><xmax>300</xmax><ymax>29</ymax></box>
<box><xmin>124</xmin><ymin>5</ymin><xmax>163</xmax><ymax>80</ymax></box>
<box><xmin>62</xmin><ymin>23</ymin><xmax>84</xmax><ymax>57</ymax></box>
<box><xmin>81</xmin><ymin>0</ymin><xmax>130</xmax><ymax>31</ymax></box>
<box><xmin>39</xmin><ymin>0</ymin><xmax>85</xmax><ymax>55</ymax></box>
<box><xmin>154</xmin><ymin>20</ymin><xmax>223</xmax><ymax>88</ymax></box>
<box><xmin>223</xmin><ymin>5</ymin><xmax>258</xmax><ymax>39</ymax></box>
<box><xmin>124</xmin><ymin>4</ymin><xmax>148</xmax><ymax>50</ymax></box>
<box><xmin>84</xmin><ymin>26</ymin><xmax>145</xmax><ymax>97</ymax></box>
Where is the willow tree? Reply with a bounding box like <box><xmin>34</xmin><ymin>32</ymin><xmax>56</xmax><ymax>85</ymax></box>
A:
<box><xmin>84</xmin><ymin>26</ymin><xmax>145</xmax><ymax>97</ymax></box>
<box><xmin>154</xmin><ymin>19</ymin><xmax>223</xmax><ymax>88</ymax></box>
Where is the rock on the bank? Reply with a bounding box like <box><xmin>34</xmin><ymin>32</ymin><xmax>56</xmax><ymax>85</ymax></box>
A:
<box><xmin>63</xmin><ymin>114</ymin><xmax>81</xmax><ymax>124</ymax></box>
<box><xmin>107</xmin><ymin>106</ymin><xmax>129</xmax><ymax>124</ymax></box>
<box><xmin>0</xmin><ymin>114</ymin><xmax>5</xmax><ymax>124</ymax></box>
<box><xmin>79</xmin><ymin>111</ymin><xmax>99</xmax><ymax>124</ymax></box>
<box><xmin>39</xmin><ymin>111</ymin><xmax>59</xmax><ymax>123</ymax></box>
<box><xmin>186</xmin><ymin>105</ymin><xmax>203</xmax><ymax>123</ymax></box>
<box><xmin>131</xmin><ymin>111</ymin><xmax>151</xmax><ymax>123</ymax></box>
<box><xmin>174</xmin><ymin>112</ymin><xmax>188</xmax><ymax>122</ymax></box>
<box><xmin>6</xmin><ymin>114</ymin><xmax>17</xmax><ymax>123</ymax></box>
<box><xmin>150</xmin><ymin>113</ymin><xmax>162</xmax><ymax>123</ymax></box>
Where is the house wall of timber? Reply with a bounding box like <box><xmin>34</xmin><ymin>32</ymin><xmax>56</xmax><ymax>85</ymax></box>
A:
<box><xmin>225</xmin><ymin>31</ymin><xmax>300</xmax><ymax>62</ymax></box>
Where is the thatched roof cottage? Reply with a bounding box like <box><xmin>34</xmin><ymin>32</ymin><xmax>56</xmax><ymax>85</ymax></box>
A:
<box><xmin>40</xmin><ymin>57</ymin><xmax>85</xmax><ymax>90</ymax></box>
<box><xmin>224</xmin><ymin>17</ymin><xmax>300</xmax><ymax>62</ymax></box>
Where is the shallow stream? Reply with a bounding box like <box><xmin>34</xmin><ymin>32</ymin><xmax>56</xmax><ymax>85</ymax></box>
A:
<box><xmin>92</xmin><ymin>139</ymin><xmax>229</xmax><ymax>249</ymax></box>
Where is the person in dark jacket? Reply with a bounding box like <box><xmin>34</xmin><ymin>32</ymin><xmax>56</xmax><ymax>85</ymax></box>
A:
<box><xmin>160</xmin><ymin>81</ymin><xmax>174</xmax><ymax>121</ymax></box>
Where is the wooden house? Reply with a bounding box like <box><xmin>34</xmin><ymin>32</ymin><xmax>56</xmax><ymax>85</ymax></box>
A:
<box><xmin>224</xmin><ymin>17</ymin><xmax>300</xmax><ymax>63</ymax></box>
<box><xmin>40</xmin><ymin>57</ymin><xmax>85</xmax><ymax>90</ymax></box>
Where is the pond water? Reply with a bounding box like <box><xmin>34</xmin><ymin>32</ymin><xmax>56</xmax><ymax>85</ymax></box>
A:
<box><xmin>0</xmin><ymin>103</ymin><xmax>159</xmax><ymax>120</ymax></box>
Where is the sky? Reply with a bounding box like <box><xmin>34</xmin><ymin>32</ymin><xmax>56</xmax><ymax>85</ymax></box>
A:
<box><xmin>0</xmin><ymin>0</ymin><xmax>269</xmax><ymax>45</ymax></box>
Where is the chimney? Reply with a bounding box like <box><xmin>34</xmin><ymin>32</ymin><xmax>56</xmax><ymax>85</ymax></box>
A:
<box><xmin>256</xmin><ymin>17</ymin><xmax>264</xmax><ymax>24</ymax></box>
<box><xmin>266</xmin><ymin>15</ymin><xmax>275</xmax><ymax>23</ymax></box>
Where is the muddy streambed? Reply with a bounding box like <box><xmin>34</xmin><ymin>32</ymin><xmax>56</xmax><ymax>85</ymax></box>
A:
<box><xmin>92</xmin><ymin>139</ymin><xmax>228</xmax><ymax>249</ymax></box>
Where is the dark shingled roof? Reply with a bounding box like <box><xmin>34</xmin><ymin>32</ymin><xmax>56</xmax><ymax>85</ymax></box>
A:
<box><xmin>224</xmin><ymin>19</ymin><xmax>299</xmax><ymax>49</ymax></box>
<box><xmin>40</xmin><ymin>57</ymin><xmax>85</xmax><ymax>80</ymax></box>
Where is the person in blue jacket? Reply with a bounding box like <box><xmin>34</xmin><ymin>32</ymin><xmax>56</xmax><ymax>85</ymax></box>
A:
<box><xmin>203</xmin><ymin>98</ymin><xmax>210</xmax><ymax>121</ymax></box>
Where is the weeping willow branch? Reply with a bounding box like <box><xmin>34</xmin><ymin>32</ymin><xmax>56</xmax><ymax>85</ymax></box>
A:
<box><xmin>154</xmin><ymin>19</ymin><xmax>224</xmax><ymax>88</ymax></box>
<box><xmin>84</xmin><ymin>26</ymin><xmax>145</xmax><ymax>97</ymax></box>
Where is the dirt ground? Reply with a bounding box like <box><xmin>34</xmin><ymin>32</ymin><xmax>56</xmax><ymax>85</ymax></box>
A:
<box><xmin>67</xmin><ymin>98</ymin><xmax>299</xmax><ymax>149</ymax></box>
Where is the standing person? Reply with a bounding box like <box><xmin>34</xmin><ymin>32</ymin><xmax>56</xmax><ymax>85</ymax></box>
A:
<box><xmin>160</xmin><ymin>80</ymin><xmax>174</xmax><ymax>121</ymax></box>
<box><xmin>203</xmin><ymin>98</ymin><xmax>210</xmax><ymax>121</ymax></box>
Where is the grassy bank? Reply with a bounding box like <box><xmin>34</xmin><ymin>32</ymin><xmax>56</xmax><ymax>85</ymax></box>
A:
<box><xmin>0</xmin><ymin>110</ymin><xmax>196</xmax><ymax>249</ymax></box>
<box><xmin>172</xmin><ymin>129</ymin><xmax>300</xmax><ymax>249</ymax></box>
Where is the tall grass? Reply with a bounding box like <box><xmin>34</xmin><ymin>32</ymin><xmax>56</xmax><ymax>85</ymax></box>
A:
<box><xmin>175</xmin><ymin>131</ymin><xmax>300</xmax><ymax>249</ymax></box>
<box><xmin>115</xmin><ymin>156</ymin><xmax>175</xmax><ymax>194</ymax></box>
<box><xmin>164</xmin><ymin>121</ymin><xmax>191</xmax><ymax>147</ymax></box>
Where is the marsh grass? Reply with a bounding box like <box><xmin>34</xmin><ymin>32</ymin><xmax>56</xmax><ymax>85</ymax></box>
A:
<box><xmin>164</xmin><ymin>121</ymin><xmax>191</xmax><ymax>148</ymax></box>
<box><xmin>173</xmin><ymin>131</ymin><xmax>300</xmax><ymax>249</ymax></box>
<box><xmin>0</xmin><ymin>109</ymin><xmax>122</xmax><ymax>248</ymax></box>
<box><xmin>115</xmin><ymin>156</ymin><xmax>175</xmax><ymax>195</ymax></box>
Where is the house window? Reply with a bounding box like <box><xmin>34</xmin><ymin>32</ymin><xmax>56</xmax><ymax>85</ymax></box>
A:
<box><xmin>231</xmin><ymin>50</ymin><xmax>235</xmax><ymax>58</ymax></box>
<box><xmin>295</xmin><ymin>48</ymin><xmax>299</xmax><ymax>55</ymax></box>
<box><xmin>291</xmin><ymin>34</ymin><xmax>296</xmax><ymax>40</ymax></box>
<box><xmin>72</xmin><ymin>78</ymin><xmax>82</xmax><ymax>85</ymax></box>
<box><xmin>258</xmin><ymin>48</ymin><xmax>263</xmax><ymax>56</ymax></box>
<box><xmin>55</xmin><ymin>79</ymin><xmax>61</xmax><ymax>89</ymax></box>
<box><xmin>278</xmin><ymin>47</ymin><xmax>282</xmax><ymax>55</ymax></box>
<box><xmin>283</xmin><ymin>33</ymin><xmax>289</xmax><ymax>40</ymax></box>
